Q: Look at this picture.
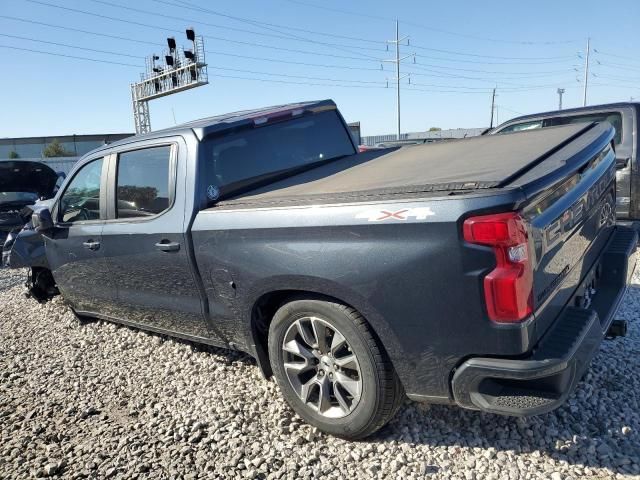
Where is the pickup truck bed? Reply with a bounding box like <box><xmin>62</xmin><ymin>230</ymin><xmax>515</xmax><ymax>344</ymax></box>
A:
<box><xmin>219</xmin><ymin>123</ymin><xmax>595</xmax><ymax>208</ymax></box>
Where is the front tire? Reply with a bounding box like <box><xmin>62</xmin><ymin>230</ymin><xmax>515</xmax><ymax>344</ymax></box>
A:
<box><xmin>268</xmin><ymin>299</ymin><xmax>404</xmax><ymax>439</ymax></box>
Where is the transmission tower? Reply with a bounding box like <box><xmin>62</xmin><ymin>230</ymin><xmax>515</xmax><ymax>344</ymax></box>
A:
<box><xmin>383</xmin><ymin>21</ymin><xmax>415</xmax><ymax>140</ymax></box>
<box><xmin>131</xmin><ymin>28</ymin><xmax>209</xmax><ymax>134</ymax></box>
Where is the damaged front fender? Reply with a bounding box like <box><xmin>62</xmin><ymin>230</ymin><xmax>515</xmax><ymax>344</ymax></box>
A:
<box><xmin>2</xmin><ymin>225</ymin><xmax>48</xmax><ymax>270</ymax></box>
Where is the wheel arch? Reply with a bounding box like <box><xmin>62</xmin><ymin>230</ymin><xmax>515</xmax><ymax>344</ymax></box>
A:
<box><xmin>245</xmin><ymin>277</ymin><xmax>402</xmax><ymax>381</ymax></box>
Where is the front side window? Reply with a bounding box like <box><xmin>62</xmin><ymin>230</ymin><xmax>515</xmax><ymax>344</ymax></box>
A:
<box><xmin>116</xmin><ymin>146</ymin><xmax>171</xmax><ymax>219</ymax></box>
<box><xmin>59</xmin><ymin>158</ymin><xmax>103</xmax><ymax>223</ymax></box>
<box><xmin>201</xmin><ymin>110</ymin><xmax>355</xmax><ymax>199</ymax></box>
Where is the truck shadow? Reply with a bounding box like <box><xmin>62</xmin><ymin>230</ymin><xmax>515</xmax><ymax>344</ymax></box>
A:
<box><xmin>372</xmin><ymin>283</ymin><xmax>640</xmax><ymax>475</ymax></box>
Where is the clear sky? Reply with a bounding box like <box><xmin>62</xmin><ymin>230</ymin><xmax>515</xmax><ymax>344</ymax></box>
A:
<box><xmin>1</xmin><ymin>0</ymin><xmax>640</xmax><ymax>139</ymax></box>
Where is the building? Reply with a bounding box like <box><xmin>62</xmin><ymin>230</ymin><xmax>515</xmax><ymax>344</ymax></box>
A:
<box><xmin>0</xmin><ymin>133</ymin><xmax>134</xmax><ymax>174</ymax></box>
<box><xmin>361</xmin><ymin>127</ymin><xmax>486</xmax><ymax>147</ymax></box>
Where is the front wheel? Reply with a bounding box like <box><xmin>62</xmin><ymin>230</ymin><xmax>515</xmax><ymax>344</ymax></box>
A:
<box><xmin>268</xmin><ymin>299</ymin><xmax>404</xmax><ymax>439</ymax></box>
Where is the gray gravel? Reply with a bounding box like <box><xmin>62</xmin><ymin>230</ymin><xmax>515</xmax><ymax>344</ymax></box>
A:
<box><xmin>1</xmin><ymin>267</ymin><xmax>639</xmax><ymax>480</ymax></box>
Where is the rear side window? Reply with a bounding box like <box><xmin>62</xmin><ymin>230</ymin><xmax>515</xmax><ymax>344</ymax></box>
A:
<box><xmin>549</xmin><ymin>112</ymin><xmax>623</xmax><ymax>146</ymax></box>
<box><xmin>116</xmin><ymin>146</ymin><xmax>171</xmax><ymax>219</ymax></box>
<box><xmin>59</xmin><ymin>158</ymin><xmax>103</xmax><ymax>223</ymax></box>
<box><xmin>201</xmin><ymin>110</ymin><xmax>354</xmax><ymax>198</ymax></box>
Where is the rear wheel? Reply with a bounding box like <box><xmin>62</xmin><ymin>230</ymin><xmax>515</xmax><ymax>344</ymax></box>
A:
<box><xmin>268</xmin><ymin>299</ymin><xmax>404</xmax><ymax>439</ymax></box>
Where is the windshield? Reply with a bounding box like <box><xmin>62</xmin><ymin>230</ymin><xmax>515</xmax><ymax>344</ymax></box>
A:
<box><xmin>0</xmin><ymin>191</ymin><xmax>38</xmax><ymax>204</ymax></box>
<box><xmin>496</xmin><ymin>120</ymin><xmax>543</xmax><ymax>133</ymax></box>
<box><xmin>201</xmin><ymin>110</ymin><xmax>355</xmax><ymax>200</ymax></box>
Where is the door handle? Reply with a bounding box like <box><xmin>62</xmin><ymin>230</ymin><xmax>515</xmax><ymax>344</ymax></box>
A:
<box><xmin>82</xmin><ymin>240</ymin><xmax>101</xmax><ymax>251</ymax></box>
<box><xmin>155</xmin><ymin>241</ymin><xmax>180</xmax><ymax>252</ymax></box>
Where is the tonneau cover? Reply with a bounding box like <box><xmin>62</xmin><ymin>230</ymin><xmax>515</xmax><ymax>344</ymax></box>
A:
<box><xmin>221</xmin><ymin>123</ymin><xmax>592</xmax><ymax>207</ymax></box>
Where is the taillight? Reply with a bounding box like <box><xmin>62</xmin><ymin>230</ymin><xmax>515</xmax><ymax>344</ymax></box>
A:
<box><xmin>463</xmin><ymin>212</ymin><xmax>533</xmax><ymax>323</ymax></box>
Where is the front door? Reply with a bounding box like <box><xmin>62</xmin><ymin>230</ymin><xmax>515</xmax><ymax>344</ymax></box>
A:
<box><xmin>45</xmin><ymin>157</ymin><xmax>114</xmax><ymax>313</ymax></box>
<box><xmin>100</xmin><ymin>143</ymin><xmax>213</xmax><ymax>340</ymax></box>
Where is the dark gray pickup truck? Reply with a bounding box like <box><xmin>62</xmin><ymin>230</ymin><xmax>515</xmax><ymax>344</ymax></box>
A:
<box><xmin>5</xmin><ymin>100</ymin><xmax>637</xmax><ymax>439</ymax></box>
<box><xmin>489</xmin><ymin>102</ymin><xmax>640</xmax><ymax>220</ymax></box>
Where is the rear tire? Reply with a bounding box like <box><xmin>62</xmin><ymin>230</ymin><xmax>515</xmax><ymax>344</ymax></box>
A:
<box><xmin>268</xmin><ymin>298</ymin><xmax>404</xmax><ymax>439</ymax></box>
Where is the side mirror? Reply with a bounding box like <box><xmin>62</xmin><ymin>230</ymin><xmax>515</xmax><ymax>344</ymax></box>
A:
<box><xmin>32</xmin><ymin>207</ymin><xmax>54</xmax><ymax>234</ymax></box>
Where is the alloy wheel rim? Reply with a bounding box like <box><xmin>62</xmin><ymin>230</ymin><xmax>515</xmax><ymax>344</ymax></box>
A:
<box><xmin>281</xmin><ymin>316</ymin><xmax>362</xmax><ymax>418</ymax></box>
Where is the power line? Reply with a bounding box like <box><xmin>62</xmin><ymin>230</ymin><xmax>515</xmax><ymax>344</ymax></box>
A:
<box><xmin>0</xmin><ymin>44</ymin><xmax>142</xmax><ymax>67</ymax></box>
<box><xmin>413</xmin><ymin>53</ymin><xmax>576</xmax><ymax>66</ymax></box>
<box><xmin>17</xmin><ymin>0</ymin><xmax>581</xmax><ymax>89</ymax></box>
<box><xmin>409</xmin><ymin>43</ymin><xmax>576</xmax><ymax>61</ymax></box>
<box><xmin>210</xmin><ymin>66</ymin><xmax>385</xmax><ymax>84</ymax></box>
<box><xmin>29</xmin><ymin>0</ymin><xmax>580</xmax><ymax>67</ymax></box>
<box><xmin>0</xmin><ymin>20</ymin><xmax>580</xmax><ymax>91</ymax></box>
<box><xmin>156</xmin><ymin>0</ymin><xmax>383</xmax><ymax>45</ymax></box>
<box><xmin>0</xmin><ymin>33</ymin><xmax>144</xmax><ymax>59</ymax></box>
<box><xmin>3</xmin><ymin>13</ymin><xmax>577</xmax><ymax>79</ymax></box>
<box><xmin>23</xmin><ymin>0</ymin><xmax>386</xmax><ymax>63</ymax></box>
<box><xmin>0</xmin><ymin>16</ymin><xmax>387</xmax><ymax>73</ymax></box>
<box><xmin>595</xmin><ymin>61</ymin><xmax>640</xmax><ymax>73</ymax></box>
<box><xmin>87</xmin><ymin>0</ymin><xmax>384</xmax><ymax>61</ymax></box>
<box><xmin>159</xmin><ymin>0</ymin><xmax>578</xmax><ymax>62</ymax></box>
<box><xmin>0</xmin><ymin>15</ymin><xmax>161</xmax><ymax>48</ymax></box>
<box><xmin>593</xmin><ymin>50</ymin><xmax>640</xmax><ymax>65</ymax></box>
<box><xmin>280</xmin><ymin>0</ymin><xmax>577</xmax><ymax>45</ymax></box>
<box><xmin>0</xmin><ymin>41</ymin><xmax>593</xmax><ymax>96</ymax></box>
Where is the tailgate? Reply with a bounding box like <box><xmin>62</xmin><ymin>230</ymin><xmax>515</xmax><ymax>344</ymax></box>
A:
<box><xmin>520</xmin><ymin>123</ymin><xmax>617</xmax><ymax>338</ymax></box>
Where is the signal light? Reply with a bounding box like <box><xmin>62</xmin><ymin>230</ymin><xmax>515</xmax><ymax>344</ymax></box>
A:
<box><xmin>463</xmin><ymin>212</ymin><xmax>533</xmax><ymax>323</ymax></box>
<box><xmin>167</xmin><ymin>37</ymin><xmax>176</xmax><ymax>50</ymax></box>
<box><xmin>186</xmin><ymin>28</ymin><xmax>195</xmax><ymax>41</ymax></box>
<box><xmin>184</xmin><ymin>50</ymin><xmax>195</xmax><ymax>61</ymax></box>
<box><xmin>165</xmin><ymin>55</ymin><xmax>174</xmax><ymax>67</ymax></box>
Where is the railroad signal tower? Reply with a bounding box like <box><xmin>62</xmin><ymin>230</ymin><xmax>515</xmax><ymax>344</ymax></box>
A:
<box><xmin>131</xmin><ymin>28</ymin><xmax>208</xmax><ymax>134</ymax></box>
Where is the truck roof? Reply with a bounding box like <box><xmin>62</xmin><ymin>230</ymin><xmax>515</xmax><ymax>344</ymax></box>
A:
<box><xmin>492</xmin><ymin>102</ymin><xmax>639</xmax><ymax>130</ymax></box>
<box><xmin>97</xmin><ymin>99</ymin><xmax>337</xmax><ymax>152</ymax></box>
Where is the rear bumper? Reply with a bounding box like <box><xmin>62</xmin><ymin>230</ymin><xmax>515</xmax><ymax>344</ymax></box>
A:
<box><xmin>451</xmin><ymin>225</ymin><xmax>637</xmax><ymax>416</ymax></box>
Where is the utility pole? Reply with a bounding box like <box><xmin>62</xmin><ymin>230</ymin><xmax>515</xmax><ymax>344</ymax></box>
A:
<box><xmin>489</xmin><ymin>88</ymin><xmax>496</xmax><ymax>128</ymax></box>
<box><xmin>582</xmin><ymin>37</ymin><xmax>590</xmax><ymax>107</ymax></box>
<box><xmin>557</xmin><ymin>88</ymin><xmax>565</xmax><ymax>110</ymax></box>
<box><xmin>383</xmin><ymin>21</ymin><xmax>414</xmax><ymax>140</ymax></box>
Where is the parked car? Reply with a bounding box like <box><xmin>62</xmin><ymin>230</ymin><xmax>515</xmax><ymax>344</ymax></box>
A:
<box><xmin>6</xmin><ymin>100</ymin><xmax>636</xmax><ymax>439</ymax></box>
<box><xmin>487</xmin><ymin>102</ymin><xmax>640</xmax><ymax>220</ymax></box>
<box><xmin>0</xmin><ymin>160</ymin><xmax>64</xmax><ymax>245</ymax></box>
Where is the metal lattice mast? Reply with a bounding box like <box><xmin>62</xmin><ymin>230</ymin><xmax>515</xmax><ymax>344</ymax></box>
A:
<box><xmin>130</xmin><ymin>28</ymin><xmax>209</xmax><ymax>134</ymax></box>
<box><xmin>131</xmin><ymin>84</ymin><xmax>151</xmax><ymax>134</ymax></box>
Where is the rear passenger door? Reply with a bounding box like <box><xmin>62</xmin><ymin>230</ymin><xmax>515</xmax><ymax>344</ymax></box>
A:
<box><xmin>100</xmin><ymin>139</ymin><xmax>212</xmax><ymax>339</ymax></box>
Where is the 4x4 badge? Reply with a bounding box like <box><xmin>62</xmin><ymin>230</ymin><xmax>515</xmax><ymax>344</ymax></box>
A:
<box><xmin>356</xmin><ymin>207</ymin><xmax>435</xmax><ymax>222</ymax></box>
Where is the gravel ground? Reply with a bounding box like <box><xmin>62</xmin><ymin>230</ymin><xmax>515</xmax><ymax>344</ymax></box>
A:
<box><xmin>1</xmin><ymin>267</ymin><xmax>639</xmax><ymax>480</ymax></box>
